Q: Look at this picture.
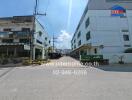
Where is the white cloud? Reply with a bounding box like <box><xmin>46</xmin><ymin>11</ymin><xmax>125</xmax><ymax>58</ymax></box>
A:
<box><xmin>57</xmin><ymin>30</ymin><xmax>72</xmax><ymax>49</ymax></box>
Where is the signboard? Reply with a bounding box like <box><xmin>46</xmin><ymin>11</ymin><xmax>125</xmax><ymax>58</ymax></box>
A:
<box><xmin>111</xmin><ymin>5</ymin><xmax>126</xmax><ymax>17</ymax></box>
<box><xmin>24</xmin><ymin>45</ymin><xmax>30</xmax><ymax>50</ymax></box>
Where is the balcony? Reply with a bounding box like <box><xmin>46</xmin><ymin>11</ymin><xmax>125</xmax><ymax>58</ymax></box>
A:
<box><xmin>0</xmin><ymin>32</ymin><xmax>10</xmax><ymax>38</ymax></box>
<box><xmin>0</xmin><ymin>31</ymin><xmax>31</xmax><ymax>39</ymax></box>
<box><xmin>0</xmin><ymin>32</ymin><xmax>31</xmax><ymax>45</ymax></box>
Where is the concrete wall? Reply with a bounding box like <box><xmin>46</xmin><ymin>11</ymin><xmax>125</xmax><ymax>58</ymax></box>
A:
<box><xmin>88</xmin><ymin>0</ymin><xmax>132</xmax><ymax>10</ymax></box>
<box><xmin>71</xmin><ymin>2</ymin><xmax>132</xmax><ymax>63</ymax></box>
<box><xmin>103</xmin><ymin>53</ymin><xmax>132</xmax><ymax>63</ymax></box>
<box><xmin>71</xmin><ymin>9</ymin><xmax>132</xmax><ymax>54</ymax></box>
<box><xmin>35</xmin><ymin>19</ymin><xmax>50</xmax><ymax>48</ymax></box>
<box><xmin>89</xmin><ymin>10</ymin><xmax>132</xmax><ymax>53</ymax></box>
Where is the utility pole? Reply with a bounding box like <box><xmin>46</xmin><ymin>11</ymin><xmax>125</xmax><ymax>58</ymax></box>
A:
<box><xmin>30</xmin><ymin>0</ymin><xmax>46</xmax><ymax>60</ymax></box>
<box><xmin>52</xmin><ymin>34</ymin><xmax>58</xmax><ymax>53</ymax></box>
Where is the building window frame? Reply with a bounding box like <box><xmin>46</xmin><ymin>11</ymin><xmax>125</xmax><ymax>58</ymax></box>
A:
<box><xmin>123</xmin><ymin>34</ymin><xmax>129</xmax><ymax>41</ymax></box>
<box><xmin>49</xmin><ymin>40</ymin><xmax>51</xmax><ymax>44</ymax></box>
<box><xmin>38</xmin><ymin>31</ymin><xmax>42</xmax><ymax>36</ymax></box>
<box><xmin>85</xmin><ymin>17</ymin><xmax>90</xmax><ymax>28</ymax></box>
<box><xmin>78</xmin><ymin>40</ymin><xmax>81</xmax><ymax>46</ymax></box>
<box><xmin>21</xmin><ymin>28</ymin><xmax>30</xmax><ymax>32</ymax></box>
<box><xmin>45</xmin><ymin>37</ymin><xmax>47</xmax><ymax>41</ymax></box>
<box><xmin>124</xmin><ymin>45</ymin><xmax>131</xmax><ymax>47</ymax></box>
<box><xmin>86</xmin><ymin>31</ymin><xmax>91</xmax><ymax>41</ymax></box>
<box><xmin>19</xmin><ymin>39</ymin><xmax>30</xmax><ymax>44</ymax></box>
<box><xmin>3</xmin><ymin>28</ymin><xmax>12</xmax><ymax>32</ymax></box>
<box><xmin>122</xmin><ymin>30</ymin><xmax>129</xmax><ymax>32</ymax></box>
<box><xmin>74</xmin><ymin>39</ymin><xmax>76</xmax><ymax>43</ymax></box>
<box><xmin>36</xmin><ymin>39</ymin><xmax>42</xmax><ymax>44</ymax></box>
<box><xmin>2</xmin><ymin>39</ymin><xmax>13</xmax><ymax>43</ymax></box>
<box><xmin>77</xmin><ymin>31</ymin><xmax>81</xmax><ymax>38</ymax></box>
<box><xmin>74</xmin><ymin>45</ymin><xmax>76</xmax><ymax>49</ymax></box>
<box><xmin>94</xmin><ymin>48</ymin><xmax>97</xmax><ymax>54</ymax></box>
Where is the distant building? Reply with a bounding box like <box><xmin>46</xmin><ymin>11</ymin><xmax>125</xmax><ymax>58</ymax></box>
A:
<box><xmin>56</xmin><ymin>49</ymin><xmax>71</xmax><ymax>55</ymax></box>
<box><xmin>62</xmin><ymin>49</ymin><xmax>72</xmax><ymax>55</ymax></box>
<box><xmin>71</xmin><ymin>0</ymin><xmax>132</xmax><ymax>60</ymax></box>
<box><xmin>0</xmin><ymin>16</ymin><xmax>50</xmax><ymax>59</ymax></box>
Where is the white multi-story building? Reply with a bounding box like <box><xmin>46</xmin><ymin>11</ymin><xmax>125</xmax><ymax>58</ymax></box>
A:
<box><xmin>71</xmin><ymin>0</ymin><xmax>132</xmax><ymax>61</ymax></box>
<box><xmin>0</xmin><ymin>16</ymin><xmax>50</xmax><ymax>59</ymax></box>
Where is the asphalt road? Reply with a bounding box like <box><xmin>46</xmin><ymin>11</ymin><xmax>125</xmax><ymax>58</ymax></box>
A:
<box><xmin>0</xmin><ymin>56</ymin><xmax>132</xmax><ymax>100</ymax></box>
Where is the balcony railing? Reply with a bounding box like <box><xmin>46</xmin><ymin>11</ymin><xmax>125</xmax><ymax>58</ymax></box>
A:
<box><xmin>0</xmin><ymin>42</ymin><xmax>29</xmax><ymax>46</ymax></box>
<box><xmin>0</xmin><ymin>32</ymin><xmax>10</xmax><ymax>38</ymax></box>
<box><xmin>0</xmin><ymin>31</ymin><xmax>31</xmax><ymax>39</ymax></box>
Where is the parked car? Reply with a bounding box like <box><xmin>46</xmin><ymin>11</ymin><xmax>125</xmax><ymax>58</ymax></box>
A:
<box><xmin>48</xmin><ymin>53</ymin><xmax>62</xmax><ymax>59</ymax></box>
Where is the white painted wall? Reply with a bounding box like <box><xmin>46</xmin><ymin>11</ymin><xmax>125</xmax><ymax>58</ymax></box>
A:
<box><xmin>103</xmin><ymin>53</ymin><xmax>132</xmax><ymax>64</ymax></box>
<box><xmin>35</xmin><ymin>19</ymin><xmax>50</xmax><ymax>48</ymax></box>
<box><xmin>72</xmin><ymin>10</ymin><xmax>132</xmax><ymax>54</ymax></box>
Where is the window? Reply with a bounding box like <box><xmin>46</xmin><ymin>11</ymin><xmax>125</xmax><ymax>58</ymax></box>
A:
<box><xmin>22</xmin><ymin>28</ymin><xmax>30</xmax><ymax>32</ymax></box>
<box><xmin>3</xmin><ymin>28</ymin><xmax>11</xmax><ymax>32</ymax></box>
<box><xmin>78</xmin><ymin>40</ymin><xmax>81</xmax><ymax>46</ymax></box>
<box><xmin>20</xmin><ymin>39</ymin><xmax>30</xmax><ymax>44</ymax></box>
<box><xmin>77</xmin><ymin>31</ymin><xmax>81</xmax><ymax>38</ymax></box>
<box><xmin>122</xmin><ymin>30</ymin><xmax>129</xmax><ymax>32</ymax></box>
<box><xmin>74</xmin><ymin>45</ymin><xmax>76</xmax><ymax>49</ymax></box>
<box><xmin>123</xmin><ymin>35</ymin><xmax>129</xmax><ymax>41</ymax></box>
<box><xmin>86</xmin><ymin>31</ymin><xmax>91</xmax><ymax>40</ymax></box>
<box><xmin>45</xmin><ymin>44</ymin><xmax>47</xmax><ymax>47</ymax></box>
<box><xmin>36</xmin><ymin>39</ymin><xmax>42</xmax><ymax>44</ymax></box>
<box><xmin>15</xmin><ymin>32</ymin><xmax>30</xmax><ymax>38</ymax></box>
<box><xmin>94</xmin><ymin>48</ymin><xmax>97</xmax><ymax>54</ymax></box>
<box><xmin>9</xmin><ymin>33</ymin><xmax>13</xmax><ymax>38</ymax></box>
<box><xmin>39</xmin><ymin>31</ymin><xmax>42</xmax><ymax>36</ymax></box>
<box><xmin>124</xmin><ymin>45</ymin><xmax>131</xmax><ymax>47</ymax></box>
<box><xmin>85</xmin><ymin>17</ymin><xmax>90</xmax><ymax>28</ymax></box>
<box><xmin>74</xmin><ymin>39</ymin><xmax>76</xmax><ymax>43</ymax></box>
<box><xmin>45</xmin><ymin>37</ymin><xmax>47</xmax><ymax>41</ymax></box>
<box><xmin>2</xmin><ymin>39</ymin><xmax>13</xmax><ymax>43</ymax></box>
<box><xmin>120</xmin><ymin>16</ymin><xmax>127</xmax><ymax>18</ymax></box>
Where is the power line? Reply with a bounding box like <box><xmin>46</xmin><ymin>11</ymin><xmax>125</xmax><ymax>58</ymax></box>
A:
<box><xmin>36</xmin><ymin>0</ymin><xmax>50</xmax><ymax>19</ymax></box>
<box><xmin>45</xmin><ymin>0</ymin><xmax>50</xmax><ymax>12</ymax></box>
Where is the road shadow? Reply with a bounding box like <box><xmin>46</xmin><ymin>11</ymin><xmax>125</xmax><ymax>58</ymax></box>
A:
<box><xmin>0</xmin><ymin>63</ymin><xmax>23</xmax><ymax>69</ymax></box>
<box><xmin>96</xmin><ymin>65</ymin><xmax>132</xmax><ymax>72</ymax></box>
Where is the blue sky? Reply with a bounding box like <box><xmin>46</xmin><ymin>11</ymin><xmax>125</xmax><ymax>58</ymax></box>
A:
<box><xmin>0</xmin><ymin>0</ymin><xmax>88</xmax><ymax>49</ymax></box>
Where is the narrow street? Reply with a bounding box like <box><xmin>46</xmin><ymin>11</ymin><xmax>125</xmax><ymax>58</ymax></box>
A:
<box><xmin>0</xmin><ymin>56</ymin><xmax>132</xmax><ymax>100</ymax></box>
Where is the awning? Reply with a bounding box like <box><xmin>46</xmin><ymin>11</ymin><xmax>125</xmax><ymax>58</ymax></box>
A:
<box><xmin>71</xmin><ymin>43</ymin><xmax>92</xmax><ymax>53</ymax></box>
